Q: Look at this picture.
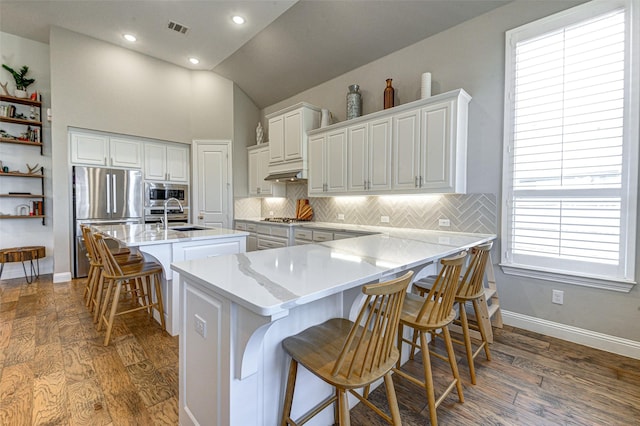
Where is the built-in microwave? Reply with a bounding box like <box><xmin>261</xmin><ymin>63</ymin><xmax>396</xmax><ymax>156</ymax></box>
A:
<box><xmin>144</xmin><ymin>182</ymin><xmax>189</xmax><ymax>208</ymax></box>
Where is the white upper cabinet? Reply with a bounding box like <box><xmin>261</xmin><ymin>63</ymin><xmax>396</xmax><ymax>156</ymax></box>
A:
<box><xmin>347</xmin><ymin>118</ymin><xmax>392</xmax><ymax>193</ymax></box>
<box><xmin>248</xmin><ymin>144</ymin><xmax>285</xmax><ymax>197</ymax></box>
<box><xmin>144</xmin><ymin>142</ymin><xmax>189</xmax><ymax>182</ymax></box>
<box><xmin>268</xmin><ymin>115</ymin><xmax>284</xmax><ymax>164</ymax></box>
<box><xmin>110</xmin><ymin>137</ymin><xmax>143</xmax><ymax>169</ymax></box>
<box><xmin>308</xmin><ymin>128</ymin><xmax>347</xmax><ymax>195</ymax></box>
<box><xmin>70</xmin><ymin>131</ymin><xmax>142</xmax><ymax>168</ymax></box>
<box><xmin>308</xmin><ymin>88</ymin><xmax>470</xmax><ymax>197</ymax></box>
<box><xmin>266</xmin><ymin>103</ymin><xmax>321</xmax><ymax>176</ymax></box>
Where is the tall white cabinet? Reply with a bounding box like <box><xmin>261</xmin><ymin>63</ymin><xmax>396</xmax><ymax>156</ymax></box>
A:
<box><xmin>307</xmin><ymin>88</ymin><xmax>470</xmax><ymax>196</ymax></box>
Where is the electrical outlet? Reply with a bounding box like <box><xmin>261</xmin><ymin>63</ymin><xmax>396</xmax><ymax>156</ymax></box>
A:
<box><xmin>269</xmin><ymin>211</ymin><xmax>274</xmax><ymax>216</ymax></box>
<box><xmin>380</xmin><ymin>216</ymin><xmax>390</xmax><ymax>223</ymax></box>
<box><xmin>337</xmin><ymin>213</ymin><xmax>345</xmax><ymax>220</ymax></box>
<box><xmin>552</xmin><ymin>289</ymin><xmax>564</xmax><ymax>305</ymax></box>
<box><xmin>194</xmin><ymin>314</ymin><xmax>207</xmax><ymax>337</ymax></box>
<box><xmin>439</xmin><ymin>218</ymin><xmax>451</xmax><ymax>227</ymax></box>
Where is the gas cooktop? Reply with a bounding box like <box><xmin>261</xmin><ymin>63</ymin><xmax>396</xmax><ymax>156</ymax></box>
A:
<box><xmin>261</xmin><ymin>217</ymin><xmax>310</xmax><ymax>224</ymax></box>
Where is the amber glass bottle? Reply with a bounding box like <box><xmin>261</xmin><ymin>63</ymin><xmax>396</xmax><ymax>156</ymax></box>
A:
<box><xmin>384</xmin><ymin>79</ymin><xmax>394</xmax><ymax>109</ymax></box>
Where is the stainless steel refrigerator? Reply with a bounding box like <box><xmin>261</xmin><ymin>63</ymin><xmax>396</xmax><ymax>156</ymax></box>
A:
<box><xmin>73</xmin><ymin>166</ymin><xmax>143</xmax><ymax>277</ymax></box>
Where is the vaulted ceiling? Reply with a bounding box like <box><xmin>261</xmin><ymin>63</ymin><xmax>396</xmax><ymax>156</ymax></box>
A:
<box><xmin>0</xmin><ymin>1</ymin><xmax>510</xmax><ymax>108</ymax></box>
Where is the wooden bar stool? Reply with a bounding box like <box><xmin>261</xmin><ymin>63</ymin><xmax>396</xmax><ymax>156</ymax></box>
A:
<box><xmin>94</xmin><ymin>235</ymin><xmax>165</xmax><ymax>346</ymax></box>
<box><xmin>82</xmin><ymin>227</ymin><xmax>142</xmax><ymax>322</ymax></box>
<box><xmin>394</xmin><ymin>252</ymin><xmax>467</xmax><ymax>426</ymax></box>
<box><xmin>281</xmin><ymin>271</ymin><xmax>413</xmax><ymax>426</ymax></box>
<box><xmin>80</xmin><ymin>225</ymin><xmax>137</xmax><ymax>309</ymax></box>
<box><xmin>412</xmin><ymin>242</ymin><xmax>493</xmax><ymax>384</ymax></box>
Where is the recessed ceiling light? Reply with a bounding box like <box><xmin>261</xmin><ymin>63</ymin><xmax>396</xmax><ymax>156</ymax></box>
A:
<box><xmin>188</xmin><ymin>57</ymin><xmax>200</xmax><ymax>65</ymax></box>
<box><xmin>123</xmin><ymin>34</ymin><xmax>137</xmax><ymax>42</ymax></box>
<box><xmin>232</xmin><ymin>15</ymin><xmax>245</xmax><ymax>25</ymax></box>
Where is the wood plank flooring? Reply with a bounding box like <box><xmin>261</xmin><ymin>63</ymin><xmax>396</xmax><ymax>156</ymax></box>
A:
<box><xmin>2</xmin><ymin>274</ymin><xmax>639</xmax><ymax>425</ymax></box>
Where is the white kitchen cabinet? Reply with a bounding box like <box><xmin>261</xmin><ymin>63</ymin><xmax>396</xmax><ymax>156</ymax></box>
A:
<box><xmin>144</xmin><ymin>142</ymin><xmax>189</xmax><ymax>182</ymax></box>
<box><xmin>236</xmin><ymin>221</ymin><xmax>258</xmax><ymax>251</ymax></box>
<box><xmin>307</xmin><ymin>128</ymin><xmax>347</xmax><ymax>195</ymax></box>
<box><xmin>392</xmin><ymin>93</ymin><xmax>469</xmax><ymax>193</ymax></box>
<box><xmin>266</xmin><ymin>103</ymin><xmax>321</xmax><ymax>176</ymax></box>
<box><xmin>70</xmin><ymin>131</ymin><xmax>142</xmax><ymax>168</ymax></box>
<box><xmin>256</xmin><ymin>223</ymin><xmax>291</xmax><ymax>249</ymax></box>
<box><xmin>347</xmin><ymin>118</ymin><xmax>392</xmax><ymax>192</ymax></box>
<box><xmin>308</xmin><ymin>88</ymin><xmax>470</xmax><ymax>197</ymax></box>
<box><xmin>248</xmin><ymin>144</ymin><xmax>285</xmax><ymax>197</ymax></box>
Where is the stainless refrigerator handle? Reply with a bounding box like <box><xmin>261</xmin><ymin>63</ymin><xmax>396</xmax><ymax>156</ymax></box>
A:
<box><xmin>106</xmin><ymin>173</ymin><xmax>111</xmax><ymax>213</ymax></box>
<box><xmin>112</xmin><ymin>174</ymin><xmax>117</xmax><ymax>213</ymax></box>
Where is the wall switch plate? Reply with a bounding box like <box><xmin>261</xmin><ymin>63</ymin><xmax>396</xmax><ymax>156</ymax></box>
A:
<box><xmin>552</xmin><ymin>289</ymin><xmax>564</xmax><ymax>305</ymax></box>
<box><xmin>439</xmin><ymin>218</ymin><xmax>451</xmax><ymax>227</ymax></box>
<box><xmin>337</xmin><ymin>213</ymin><xmax>345</xmax><ymax>220</ymax></box>
<box><xmin>381</xmin><ymin>216</ymin><xmax>390</xmax><ymax>223</ymax></box>
<box><xmin>194</xmin><ymin>314</ymin><xmax>207</xmax><ymax>337</ymax></box>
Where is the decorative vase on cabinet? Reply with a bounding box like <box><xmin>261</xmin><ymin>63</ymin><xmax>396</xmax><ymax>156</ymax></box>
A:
<box><xmin>346</xmin><ymin>84</ymin><xmax>362</xmax><ymax>120</ymax></box>
<box><xmin>384</xmin><ymin>79</ymin><xmax>394</xmax><ymax>109</ymax></box>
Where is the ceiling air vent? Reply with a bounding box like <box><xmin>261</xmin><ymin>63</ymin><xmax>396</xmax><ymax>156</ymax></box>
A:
<box><xmin>167</xmin><ymin>20</ymin><xmax>190</xmax><ymax>35</ymax></box>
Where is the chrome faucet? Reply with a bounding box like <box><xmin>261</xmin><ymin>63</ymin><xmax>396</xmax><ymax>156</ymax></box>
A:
<box><xmin>162</xmin><ymin>197</ymin><xmax>184</xmax><ymax>229</ymax></box>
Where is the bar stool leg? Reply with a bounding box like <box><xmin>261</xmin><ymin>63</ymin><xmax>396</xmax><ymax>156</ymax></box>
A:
<box><xmin>459</xmin><ymin>301</ymin><xmax>477</xmax><ymax>384</ymax></box>
<box><xmin>281</xmin><ymin>359</ymin><xmax>297</xmax><ymax>426</ymax></box>
<box><xmin>337</xmin><ymin>388</ymin><xmax>350</xmax><ymax>426</ymax></box>
<box><xmin>154</xmin><ymin>273</ymin><xmax>166</xmax><ymax>330</ymax></box>
<box><xmin>443</xmin><ymin>326</ymin><xmax>464</xmax><ymax>402</ymax></box>
<box><xmin>472</xmin><ymin>299</ymin><xmax>492</xmax><ymax>361</ymax></box>
<box><xmin>103</xmin><ymin>280</ymin><xmax>123</xmax><ymax>346</ymax></box>
<box><xmin>384</xmin><ymin>372</ymin><xmax>402</xmax><ymax>424</ymax></box>
<box><xmin>420</xmin><ymin>331</ymin><xmax>438</xmax><ymax>426</ymax></box>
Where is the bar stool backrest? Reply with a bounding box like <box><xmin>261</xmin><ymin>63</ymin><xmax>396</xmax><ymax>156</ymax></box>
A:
<box><xmin>332</xmin><ymin>271</ymin><xmax>413</xmax><ymax>380</ymax></box>
<box><xmin>94</xmin><ymin>234</ymin><xmax>124</xmax><ymax>278</ymax></box>
<box><xmin>457</xmin><ymin>242</ymin><xmax>493</xmax><ymax>299</ymax></box>
<box><xmin>416</xmin><ymin>252</ymin><xmax>467</xmax><ymax>325</ymax></box>
<box><xmin>81</xmin><ymin>225</ymin><xmax>99</xmax><ymax>264</ymax></box>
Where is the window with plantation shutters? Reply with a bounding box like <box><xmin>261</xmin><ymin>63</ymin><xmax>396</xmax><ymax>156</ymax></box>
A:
<box><xmin>501</xmin><ymin>0</ymin><xmax>639</xmax><ymax>292</ymax></box>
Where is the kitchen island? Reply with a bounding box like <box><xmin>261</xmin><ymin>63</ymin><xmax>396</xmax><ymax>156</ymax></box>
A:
<box><xmin>171</xmin><ymin>228</ymin><xmax>494</xmax><ymax>425</ymax></box>
<box><xmin>94</xmin><ymin>223</ymin><xmax>248</xmax><ymax>335</ymax></box>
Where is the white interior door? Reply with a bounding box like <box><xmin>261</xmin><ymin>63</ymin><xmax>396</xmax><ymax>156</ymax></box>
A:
<box><xmin>193</xmin><ymin>141</ymin><xmax>232</xmax><ymax>228</ymax></box>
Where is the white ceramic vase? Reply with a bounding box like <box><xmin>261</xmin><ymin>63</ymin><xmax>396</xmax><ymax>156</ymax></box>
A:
<box><xmin>14</xmin><ymin>89</ymin><xmax>27</xmax><ymax>98</ymax></box>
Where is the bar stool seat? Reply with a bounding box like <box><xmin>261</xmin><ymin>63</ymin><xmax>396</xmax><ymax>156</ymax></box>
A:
<box><xmin>281</xmin><ymin>271</ymin><xmax>413</xmax><ymax>426</ymax></box>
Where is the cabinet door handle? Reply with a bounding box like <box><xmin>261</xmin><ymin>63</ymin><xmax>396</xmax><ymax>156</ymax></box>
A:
<box><xmin>419</xmin><ymin>176</ymin><xmax>423</xmax><ymax>188</ymax></box>
<box><xmin>415</xmin><ymin>176</ymin><xmax>418</xmax><ymax>188</ymax></box>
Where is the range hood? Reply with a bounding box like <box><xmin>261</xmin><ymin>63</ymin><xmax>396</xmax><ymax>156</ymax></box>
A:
<box><xmin>264</xmin><ymin>170</ymin><xmax>307</xmax><ymax>183</ymax></box>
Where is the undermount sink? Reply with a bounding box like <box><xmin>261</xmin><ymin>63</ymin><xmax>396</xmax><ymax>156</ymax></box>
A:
<box><xmin>170</xmin><ymin>226</ymin><xmax>208</xmax><ymax>232</ymax></box>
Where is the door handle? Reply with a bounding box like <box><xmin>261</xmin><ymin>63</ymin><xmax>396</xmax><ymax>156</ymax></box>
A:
<box><xmin>106</xmin><ymin>174</ymin><xmax>111</xmax><ymax>213</ymax></box>
<box><xmin>112</xmin><ymin>174</ymin><xmax>117</xmax><ymax>213</ymax></box>
<box><xmin>198</xmin><ymin>215</ymin><xmax>204</xmax><ymax>220</ymax></box>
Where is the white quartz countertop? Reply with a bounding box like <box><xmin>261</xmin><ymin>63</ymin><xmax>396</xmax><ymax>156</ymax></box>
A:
<box><xmin>94</xmin><ymin>224</ymin><xmax>248</xmax><ymax>247</ymax></box>
<box><xmin>171</xmin><ymin>228</ymin><xmax>495</xmax><ymax>317</ymax></box>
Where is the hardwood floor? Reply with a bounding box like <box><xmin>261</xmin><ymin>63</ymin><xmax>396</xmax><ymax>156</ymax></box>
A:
<box><xmin>1</xmin><ymin>274</ymin><xmax>639</xmax><ymax>425</ymax></box>
<box><xmin>0</xmin><ymin>274</ymin><xmax>178</xmax><ymax>425</ymax></box>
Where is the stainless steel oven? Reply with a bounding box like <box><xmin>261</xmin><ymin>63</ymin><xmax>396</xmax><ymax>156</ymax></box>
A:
<box><xmin>145</xmin><ymin>182</ymin><xmax>189</xmax><ymax>208</ymax></box>
<box><xmin>144</xmin><ymin>182</ymin><xmax>189</xmax><ymax>223</ymax></box>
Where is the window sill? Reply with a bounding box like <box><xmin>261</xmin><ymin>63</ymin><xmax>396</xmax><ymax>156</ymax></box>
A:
<box><xmin>499</xmin><ymin>263</ymin><xmax>636</xmax><ymax>293</ymax></box>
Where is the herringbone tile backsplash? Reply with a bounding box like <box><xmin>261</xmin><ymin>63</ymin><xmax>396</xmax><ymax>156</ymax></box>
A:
<box><xmin>235</xmin><ymin>183</ymin><xmax>497</xmax><ymax>234</ymax></box>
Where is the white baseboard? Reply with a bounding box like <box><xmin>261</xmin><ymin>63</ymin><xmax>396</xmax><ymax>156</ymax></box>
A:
<box><xmin>502</xmin><ymin>310</ymin><xmax>640</xmax><ymax>360</ymax></box>
<box><xmin>53</xmin><ymin>272</ymin><xmax>72</xmax><ymax>283</ymax></box>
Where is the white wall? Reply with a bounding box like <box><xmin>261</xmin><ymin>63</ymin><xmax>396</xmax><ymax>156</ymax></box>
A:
<box><xmin>261</xmin><ymin>1</ymin><xmax>640</xmax><ymax>344</ymax></box>
<box><xmin>233</xmin><ymin>85</ymin><xmax>260</xmax><ymax>198</ymax></box>
<box><xmin>49</xmin><ymin>27</ymin><xmax>237</xmax><ymax>280</ymax></box>
<box><xmin>0</xmin><ymin>32</ymin><xmax>53</xmax><ymax>278</ymax></box>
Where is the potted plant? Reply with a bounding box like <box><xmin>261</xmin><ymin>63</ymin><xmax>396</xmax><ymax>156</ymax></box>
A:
<box><xmin>2</xmin><ymin>64</ymin><xmax>35</xmax><ymax>98</ymax></box>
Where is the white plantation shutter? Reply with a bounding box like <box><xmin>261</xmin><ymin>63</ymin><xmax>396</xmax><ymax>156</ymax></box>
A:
<box><xmin>501</xmin><ymin>1</ymin><xmax>638</xmax><ymax>290</ymax></box>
